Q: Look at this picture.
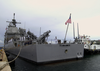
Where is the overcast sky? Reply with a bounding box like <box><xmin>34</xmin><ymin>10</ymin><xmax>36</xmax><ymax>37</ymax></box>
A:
<box><xmin>0</xmin><ymin>0</ymin><xmax>100</xmax><ymax>44</ymax></box>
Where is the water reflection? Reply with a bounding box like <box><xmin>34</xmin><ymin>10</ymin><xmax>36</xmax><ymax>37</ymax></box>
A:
<box><xmin>11</xmin><ymin>54</ymin><xmax>100</xmax><ymax>71</ymax></box>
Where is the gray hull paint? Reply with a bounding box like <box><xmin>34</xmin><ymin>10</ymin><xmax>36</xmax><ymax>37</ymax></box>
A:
<box><xmin>5</xmin><ymin>43</ymin><xmax>84</xmax><ymax>63</ymax></box>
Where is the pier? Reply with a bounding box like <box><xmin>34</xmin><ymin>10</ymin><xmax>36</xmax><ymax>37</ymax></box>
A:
<box><xmin>0</xmin><ymin>48</ymin><xmax>11</xmax><ymax>71</ymax></box>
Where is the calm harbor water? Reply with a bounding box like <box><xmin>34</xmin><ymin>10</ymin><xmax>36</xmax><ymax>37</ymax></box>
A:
<box><xmin>10</xmin><ymin>54</ymin><xmax>100</xmax><ymax>71</ymax></box>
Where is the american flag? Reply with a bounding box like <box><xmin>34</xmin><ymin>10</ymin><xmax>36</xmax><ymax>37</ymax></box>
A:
<box><xmin>65</xmin><ymin>14</ymin><xmax>71</xmax><ymax>25</ymax></box>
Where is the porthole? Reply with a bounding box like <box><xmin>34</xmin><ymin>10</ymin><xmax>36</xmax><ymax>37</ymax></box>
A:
<box><xmin>65</xmin><ymin>49</ymin><xmax>68</xmax><ymax>53</ymax></box>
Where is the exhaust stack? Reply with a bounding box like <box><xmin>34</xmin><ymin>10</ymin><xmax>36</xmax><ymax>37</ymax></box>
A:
<box><xmin>73</xmin><ymin>22</ymin><xmax>75</xmax><ymax>39</ymax></box>
<box><xmin>77</xmin><ymin>23</ymin><xmax>79</xmax><ymax>39</ymax></box>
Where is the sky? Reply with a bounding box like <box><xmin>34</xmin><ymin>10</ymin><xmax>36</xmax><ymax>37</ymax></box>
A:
<box><xmin>0</xmin><ymin>0</ymin><xmax>100</xmax><ymax>44</ymax></box>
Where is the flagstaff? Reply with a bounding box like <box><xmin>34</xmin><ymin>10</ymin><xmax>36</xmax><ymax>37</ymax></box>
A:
<box><xmin>64</xmin><ymin>13</ymin><xmax>71</xmax><ymax>42</ymax></box>
<box><xmin>64</xmin><ymin>23</ymin><xmax>69</xmax><ymax>41</ymax></box>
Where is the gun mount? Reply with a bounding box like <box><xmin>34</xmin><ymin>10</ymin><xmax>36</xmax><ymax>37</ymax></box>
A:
<box><xmin>37</xmin><ymin>30</ymin><xmax>51</xmax><ymax>44</ymax></box>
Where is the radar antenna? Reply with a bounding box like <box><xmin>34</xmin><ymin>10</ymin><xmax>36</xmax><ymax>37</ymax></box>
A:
<box><xmin>6</xmin><ymin>13</ymin><xmax>21</xmax><ymax>26</ymax></box>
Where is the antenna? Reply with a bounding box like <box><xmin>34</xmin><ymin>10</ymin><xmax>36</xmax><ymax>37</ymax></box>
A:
<box><xmin>77</xmin><ymin>23</ymin><xmax>79</xmax><ymax>39</ymax></box>
<box><xmin>40</xmin><ymin>27</ymin><xmax>41</xmax><ymax>36</ymax></box>
<box><xmin>24</xmin><ymin>23</ymin><xmax>26</xmax><ymax>29</ymax></box>
<box><xmin>73</xmin><ymin>22</ymin><xmax>75</xmax><ymax>39</ymax></box>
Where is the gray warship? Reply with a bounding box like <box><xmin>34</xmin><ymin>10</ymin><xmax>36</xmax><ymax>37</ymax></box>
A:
<box><xmin>4</xmin><ymin>14</ymin><xmax>84</xmax><ymax>64</ymax></box>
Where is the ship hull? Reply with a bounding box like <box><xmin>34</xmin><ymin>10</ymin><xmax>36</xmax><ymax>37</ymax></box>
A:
<box><xmin>4</xmin><ymin>43</ymin><xmax>84</xmax><ymax>63</ymax></box>
<box><xmin>84</xmin><ymin>48</ymin><xmax>100</xmax><ymax>55</ymax></box>
<box><xmin>84</xmin><ymin>44</ymin><xmax>100</xmax><ymax>54</ymax></box>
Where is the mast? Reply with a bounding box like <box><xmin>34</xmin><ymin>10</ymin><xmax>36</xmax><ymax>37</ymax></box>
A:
<box><xmin>13</xmin><ymin>13</ymin><xmax>15</xmax><ymax>19</ymax></box>
<box><xmin>6</xmin><ymin>13</ymin><xmax>21</xmax><ymax>27</ymax></box>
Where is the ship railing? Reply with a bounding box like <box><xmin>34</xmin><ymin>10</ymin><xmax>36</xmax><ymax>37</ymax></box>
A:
<box><xmin>46</xmin><ymin>39</ymin><xmax>74</xmax><ymax>44</ymax></box>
